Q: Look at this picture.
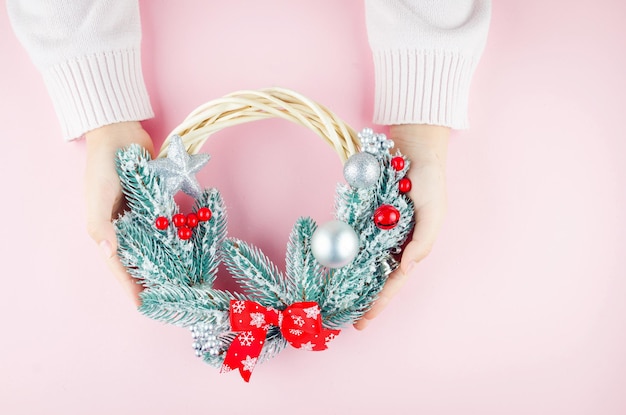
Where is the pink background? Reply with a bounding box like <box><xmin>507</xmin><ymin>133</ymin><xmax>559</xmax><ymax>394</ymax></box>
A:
<box><xmin>1</xmin><ymin>1</ymin><xmax>625</xmax><ymax>414</ymax></box>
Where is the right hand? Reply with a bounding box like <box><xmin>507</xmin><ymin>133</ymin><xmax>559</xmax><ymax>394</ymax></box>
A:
<box><xmin>84</xmin><ymin>122</ymin><xmax>154</xmax><ymax>305</ymax></box>
<box><xmin>354</xmin><ymin>124</ymin><xmax>450</xmax><ymax>330</ymax></box>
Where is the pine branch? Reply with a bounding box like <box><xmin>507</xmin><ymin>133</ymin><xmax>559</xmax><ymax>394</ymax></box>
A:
<box><xmin>139</xmin><ymin>283</ymin><xmax>234</xmax><ymax>327</ymax></box>
<box><xmin>365</xmin><ymin>153</ymin><xmax>415</xmax><ymax>253</ymax></box>
<box><xmin>116</xmin><ymin>145</ymin><xmax>201</xmax><ymax>286</ymax></box>
<box><xmin>116</xmin><ymin>144</ymin><xmax>176</xmax><ymax>219</ymax></box>
<box><xmin>335</xmin><ymin>184</ymin><xmax>376</xmax><ymax>232</ymax></box>
<box><xmin>319</xmin><ymin>253</ymin><xmax>379</xmax><ymax>328</ymax></box>
<box><xmin>190</xmin><ymin>189</ymin><xmax>228</xmax><ymax>286</ymax></box>
<box><xmin>285</xmin><ymin>217</ymin><xmax>325</xmax><ymax>303</ymax></box>
<box><xmin>116</xmin><ymin>213</ymin><xmax>194</xmax><ymax>287</ymax></box>
<box><xmin>321</xmin><ymin>259</ymin><xmax>389</xmax><ymax>328</ymax></box>
<box><xmin>318</xmin><ymin>151</ymin><xmax>415</xmax><ymax>328</ymax></box>
<box><xmin>222</xmin><ymin>239</ymin><xmax>290</xmax><ymax>309</ymax></box>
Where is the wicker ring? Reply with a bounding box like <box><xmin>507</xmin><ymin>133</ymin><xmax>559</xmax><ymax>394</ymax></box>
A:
<box><xmin>159</xmin><ymin>88</ymin><xmax>360</xmax><ymax>162</ymax></box>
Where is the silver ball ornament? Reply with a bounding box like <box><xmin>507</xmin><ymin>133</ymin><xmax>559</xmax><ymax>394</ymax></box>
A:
<box><xmin>343</xmin><ymin>152</ymin><xmax>380</xmax><ymax>189</ymax></box>
<box><xmin>311</xmin><ymin>220</ymin><xmax>360</xmax><ymax>268</ymax></box>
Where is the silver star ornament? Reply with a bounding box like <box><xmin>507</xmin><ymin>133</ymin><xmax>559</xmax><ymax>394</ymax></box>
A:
<box><xmin>148</xmin><ymin>135</ymin><xmax>210</xmax><ymax>198</ymax></box>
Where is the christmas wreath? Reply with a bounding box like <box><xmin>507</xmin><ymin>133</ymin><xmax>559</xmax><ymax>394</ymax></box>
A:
<box><xmin>114</xmin><ymin>88</ymin><xmax>414</xmax><ymax>381</ymax></box>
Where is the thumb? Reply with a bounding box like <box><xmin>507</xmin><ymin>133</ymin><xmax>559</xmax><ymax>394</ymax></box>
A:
<box><xmin>84</xmin><ymin>161</ymin><xmax>122</xmax><ymax>255</ymax></box>
<box><xmin>86</xmin><ymin>215</ymin><xmax>118</xmax><ymax>260</ymax></box>
<box><xmin>400</xmin><ymin>205</ymin><xmax>444</xmax><ymax>274</ymax></box>
<box><xmin>86</xmin><ymin>208</ymin><xmax>142</xmax><ymax>306</ymax></box>
<box><xmin>85</xmin><ymin>174</ymin><xmax>142</xmax><ymax>306</ymax></box>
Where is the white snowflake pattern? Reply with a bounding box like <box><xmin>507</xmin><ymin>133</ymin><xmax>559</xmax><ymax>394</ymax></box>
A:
<box><xmin>303</xmin><ymin>305</ymin><xmax>320</xmax><ymax>320</ymax></box>
<box><xmin>238</xmin><ymin>331</ymin><xmax>255</xmax><ymax>347</ymax></box>
<box><xmin>325</xmin><ymin>333</ymin><xmax>337</xmax><ymax>345</ymax></box>
<box><xmin>299</xmin><ymin>341</ymin><xmax>314</xmax><ymax>351</ymax></box>
<box><xmin>232</xmin><ymin>301</ymin><xmax>246</xmax><ymax>314</ymax></box>
<box><xmin>241</xmin><ymin>355</ymin><xmax>257</xmax><ymax>372</ymax></box>
<box><xmin>249</xmin><ymin>312</ymin><xmax>266</xmax><ymax>328</ymax></box>
<box><xmin>221</xmin><ymin>363</ymin><xmax>232</xmax><ymax>373</ymax></box>
<box><xmin>289</xmin><ymin>329</ymin><xmax>303</xmax><ymax>336</ymax></box>
<box><xmin>291</xmin><ymin>315</ymin><xmax>305</xmax><ymax>327</ymax></box>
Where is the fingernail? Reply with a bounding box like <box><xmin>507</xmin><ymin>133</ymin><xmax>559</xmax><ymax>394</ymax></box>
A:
<box><xmin>356</xmin><ymin>318</ymin><xmax>370</xmax><ymax>330</ymax></box>
<box><xmin>404</xmin><ymin>261</ymin><xmax>417</xmax><ymax>275</ymax></box>
<box><xmin>99</xmin><ymin>240</ymin><xmax>113</xmax><ymax>259</ymax></box>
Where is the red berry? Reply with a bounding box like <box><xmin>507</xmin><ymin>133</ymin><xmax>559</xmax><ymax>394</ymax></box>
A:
<box><xmin>197</xmin><ymin>207</ymin><xmax>212</xmax><ymax>222</ymax></box>
<box><xmin>391</xmin><ymin>157</ymin><xmax>405</xmax><ymax>171</ymax></box>
<box><xmin>155</xmin><ymin>216</ymin><xmax>169</xmax><ymax>230</ymax></box>
<box><xmin>187</xmin><ymin>213</ymin><xmax>199</xmax><ymax>228</ymax></box>
<box><xmin>373</xmin><ymin>205</ymin><xmax>400</xmax><ymax>230</ymax></box>
<box><xmin>178</xmin><ymin>226</ymin><xmax>193</xmax><ymax>240</ymax></box>
<box><xmin>172</xmin><ymin>213</ymin><xmax>186</xmax><ymax>227</ymax></box>
<box><xmin>398</xmin><ymin>177</ymin><xmax>412</xmax><ymax>193</ymax></box>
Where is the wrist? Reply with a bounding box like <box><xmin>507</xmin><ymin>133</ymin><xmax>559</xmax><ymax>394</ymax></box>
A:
<box><xmin>85</xmin><ymin>121</ymin><xmax>153</xmax><ymax>156</ymax></box>
<box><xmin>86</xmin><ymin>121</ymin><xmax>145</xmax><ymax>142</ymax></box>
<box><xmin>388</xmin><ymin>124</ymin><xmax>450</xmax><ymax>167</ymax></box>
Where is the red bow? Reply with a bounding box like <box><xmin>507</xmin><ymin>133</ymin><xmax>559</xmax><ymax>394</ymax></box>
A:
<box><xmin>221</xmin><ymin>300</ymin><xmax>340</xmax><ymax>382</ymax></box>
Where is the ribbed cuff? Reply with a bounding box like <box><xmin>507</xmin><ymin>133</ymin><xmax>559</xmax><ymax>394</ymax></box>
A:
<box><xmin>372</xmin><ymin>49</ymin><xmax>477</xmax><ymax>129</ymax></box>
<box><xmin>41</xmin><ymin>48</ymin><xmax>154</xmax><ymax>141</ymax></box>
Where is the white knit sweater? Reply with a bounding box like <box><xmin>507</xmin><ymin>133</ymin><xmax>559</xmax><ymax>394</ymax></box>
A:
<box><xmin>7</xmin><ymin>0</ymin><xmax>491</xmax><ymax>141</ymax></box>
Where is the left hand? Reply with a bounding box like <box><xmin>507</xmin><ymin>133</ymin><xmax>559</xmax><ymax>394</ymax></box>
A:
<box><xmin>354</xmin><ymin>124</ymin><xmax>450</xmax><ymax>330</ymax></box>
<box><xmin>84</xmin><ymin>121</ymin><xmax>155</xmax><ymax>306</ymax></box>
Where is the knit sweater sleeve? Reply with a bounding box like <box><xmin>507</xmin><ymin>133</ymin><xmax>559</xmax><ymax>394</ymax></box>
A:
<box><xmin>365</xmin><ymin>0</ymin><xmax>491</xmax><ymax>129</ymax></box>
<box><xmin>6</xmin><ymin>0</ymin><xmax>153</xmax><ymax>141</ymax></box>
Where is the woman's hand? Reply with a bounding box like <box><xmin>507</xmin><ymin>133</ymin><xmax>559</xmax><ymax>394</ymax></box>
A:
<box><xmin>355</xmin><ymin>124</ymin><xmax>450</xmax><ymax>329</ymax></box>
<box><xmin>84</xmin><ymin>122</ymin><xmax>154</xmax><ymax>305</ymax></box>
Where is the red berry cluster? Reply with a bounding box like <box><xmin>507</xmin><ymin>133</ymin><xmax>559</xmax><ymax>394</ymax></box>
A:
<box><xmin>154</xmin><ymin>207</ymin><xmax>212</xmax><ymax>240</ymax></box>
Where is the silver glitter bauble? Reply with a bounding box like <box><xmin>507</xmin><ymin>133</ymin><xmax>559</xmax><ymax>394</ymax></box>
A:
<box><xmin>343</xmin><ymin>152</ymin><xmax>380</xmax><ymax>189</ymax></box>
<box><xmin>311</xmin><ymin>220</ymin><xmax>360</xmax><ymax>268</ymax></box>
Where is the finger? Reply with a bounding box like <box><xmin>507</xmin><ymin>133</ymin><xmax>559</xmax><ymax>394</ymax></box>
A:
<box><xmin>354</xmin><ymin>205</ymin><xmax>444</xmax><ymax>330</ymax></box>
<box><xmin>85</xmin><ymin>167</ymin><xmax>142</xmax><ymax>305</ymax></box>
<box><xmin>399</xmin><ymin>203</ymin><xmax>444</xmax><ymax>273</ymax></box>
<box><xmin>353</xmin><ymin>266</ymin><xmax>412</xmax><ymax>330</ymax></box>
<box><xmin>105</xmin><ymin>243</ymin><xmax>143</xmax><ymax>307</ymax></box>
<box><xmin>87</xmin><ymin>212</ymin><xmax>142</xmax><ymax>306</ymax></box>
